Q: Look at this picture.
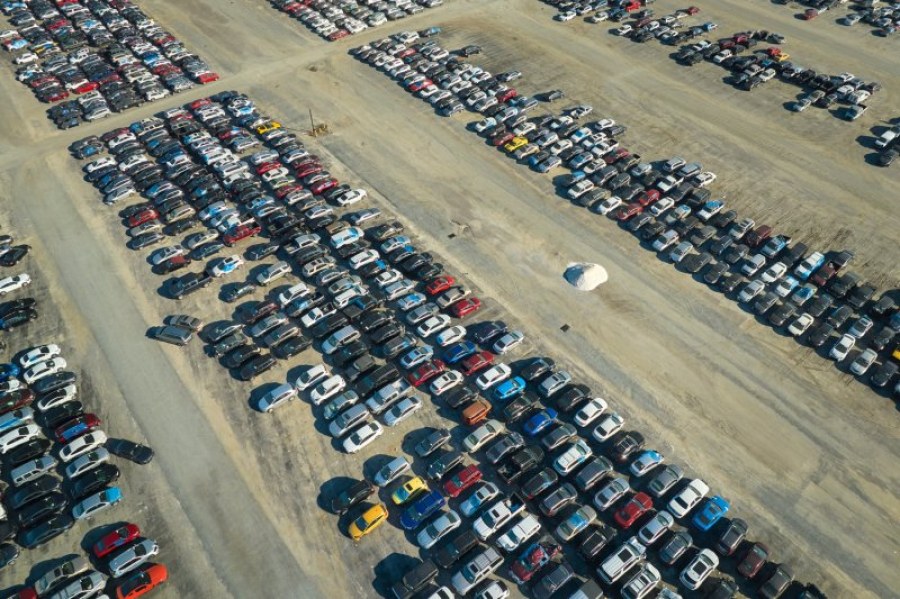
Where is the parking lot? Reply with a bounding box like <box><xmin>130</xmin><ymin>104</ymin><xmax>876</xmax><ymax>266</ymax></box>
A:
<box><xmin>0</xmin><ymin>0</ymin><xmax>898</xmax><ymax>598</ymax></box>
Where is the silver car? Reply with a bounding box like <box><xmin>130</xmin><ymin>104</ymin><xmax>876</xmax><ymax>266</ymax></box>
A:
<box><xmin>108</xmin><ymin>538</ymin><xmax>160</xmax><ymax>577</ymax></box>
<box><xmin>34</xmin><ymin>556</ymin><xmax>89</xmax><ymax>595</ymax></box>
<box><xmin>46</xmin><ymin>570</ymin><xmax>106</xmax><ymax>599</ymax></box>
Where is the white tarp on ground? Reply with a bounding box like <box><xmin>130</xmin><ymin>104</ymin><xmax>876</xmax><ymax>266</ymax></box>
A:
<box><xmin>564</xmin><ymin>262</ymin><xmax>608</xmax><ymax>291</ymax></box>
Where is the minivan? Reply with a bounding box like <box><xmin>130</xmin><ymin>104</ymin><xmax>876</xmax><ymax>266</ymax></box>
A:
<box><xmin>155</xmin><ymin>325</ymin><xmax>193</xmax><ymax>346</ymax></box>
<box><xmin>321</xmin><ymin>325</ymin><xmax>361</xmax><ymax>355</ymax></box>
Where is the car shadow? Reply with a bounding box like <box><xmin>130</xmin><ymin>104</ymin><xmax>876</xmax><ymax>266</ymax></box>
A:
<box><xmin>372</xmin><ymin>553</ymin><xmax>419</xmax><ymax>598</ymax></box>
<box><xmin>318</xmin><ymin>476</ymin><xmax>355</xmax><ymax>513</ymax></box>
<box><xmin>863</xmin><ymin>152</ymin><xmax>887</xmax><ymax>166</ymax></box>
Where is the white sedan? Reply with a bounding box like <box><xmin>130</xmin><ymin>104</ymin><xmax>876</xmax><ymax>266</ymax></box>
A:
<box><xmin>462</xmin><ymin>420</ymin><xmax>504</xmax><ymax>452</ymax></box>
<box><xmin>294</xmin><ymin>364</ymin><xmax>330</xmax><ymax>391</ymax></box>
<box><xmin>310</xmin><ymin>375</ymin><xmax>347</xmax><ymax>405</ymax></box>
<box><xmin>149</xmin><ymin>246</ymin><xmax>185</xmax><ymax>266</ymax></box>
<box><xmin>574</xmin><ymin>397</ymin><xmax>608</xmax><ymax>427</ymax></box>
<box><xmin>417</xmin><ymin>510</ymin><xmax>462</xmax><ymax>549</ymax></box>
<box><xmin>342</xmin><ymin>421</ymin><xmax>384</xmax><ymax>453</ymax></box>
<box><xmin>430</xmin><ymin>371</ymin><xmax>464</xmax><ymax>396</ymax></box>
<box><xmin>23</xmin><ymin>358</ymin><xmax>67</xmax><ymax>385</ymax></box>
<box><xmin>435</xmin><ymin>326</ymin><xmax>466</xmax><ymax>347</ymax></box>
<box><xmin>0</xmin><ymin>273</ymin><xmax>31</xmax><ymax>295</ymax></box>
<box><xmin>59</xmin><ymin>431</ymin><xmax>108</xmax><ymax>463</ymax></box>
<box><xmin>382</xmin><ymin>396</ymin><xmax>423</xmax><ymax>426</ymax></box>
<box><xmin>108</xmin><ymin>538</ymin><xmax>160</xmax><ymax>577</ymax></box>
<box><xmin>788</xmin><ymin>313</ymin><xmax>814</xmax><ymax>337</ymax></box>
<box><xmin>475</xmin><ymin>364</ymin><xmax>512</xmax><ymax>391</ymax></box>
<box><xmin>0</xmin><ymin>423</ymin><xmax>41</xmax><ymax>454</ymax></box>
<box><xmin>592</xmin><ymin>412</ymin><xmax>625</xmax><ymax>441</ymax></box>
<box><xmin>208</xmin><ymin>255</ymin><xmax>244</xmax><ymax>278</ymax></box>
<box><xmin>417</xmin><ymin>315</ymin><xmax>451</xmax><ymax>338</ymax></box>
<box><xmin>336</xmin><ymin>189</ymin><xmax>368</xmax><ymax>206</ymax></box>
<box><xmin>19</xmin><ymin>344</ymin><xmax>62</xmax><ymax>369</ymax></box>
<box><xmin>668</xmin><ymin>479</ymin><xmax>710</xmax><ymax>518</ymax></box>
<box><xmin>492</xmin><ymin>331</ymin><xmax>525</xmax><ymax>355</ymax></box>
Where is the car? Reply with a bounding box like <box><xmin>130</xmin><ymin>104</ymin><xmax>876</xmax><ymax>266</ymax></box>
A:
<box><xmin>430</xmin><ymin>371</ymin><xmax>465</xmax><ymax>396</ymax></box>
<box><xmin>680</xmin><ymin>548</ymin><xmax>719</xmax><ymax>590</ymax></box>
<box><xmin>509</xmin><ymin>541</ymin><xmax>561</xmax><ymax>584</ymax></box>
<box><xmin>19</xmin><ymin>344</ymin><xmax>62</xmax><ymax>369</ymax></box>
<box><xmin>415</xmin><ymin>428</ymin><xmax>452</xmax><ymax>457</ymax></box>
<box><xmin>788</xmin><ymin>313</ymin><xmax>814</xmax><ymax>336</ymax></box>
<box><xmin>593</xmin><ymin>477</ymin><xmax>630</xmax><ymax>512</ymax></box>
<box><xmin>614</xmin><ymin>492</ymin><xmax>653</xmax><ymax>528</ymax></box>
<box><xmin>72</xmin><ymin>487</ymin><xmax>122</xmax><ymax>519</ymax></box>
<box><xmin>668</xmin><ymin>479</ymin><xmax>710</xmax><ymax>518</ymax></box>
<box><xmin>258</xmin><ymin>384</ymin><xmax>299</xmax><ymax>413</ymax></box>
<box><xmin>830</xmin><ymin>334</ymin><xmax>855</xmax><ymax>361</ymax></box>
<box><xmin>401</xmin><ymin>490</ymin><xmax>446</xmax><ymax>530</ymax></box>
<box><xmin>108</xmin><ymin>538</ymin><xmax>160</xmax><ymax>578</ymax></box>
<box><xmin>435</xmin><ymin>325</ymin><xmax>467</xmax><ymax>346</ymax></box>
<box><xmin>331</xmin><ymin>479</ymin><xmax>376</xmax><ymax>515</ymax></box>
<box><xmin>475</xmin><ymin>364</ymin><xmax>511</xmax><ymax>390</ymax></box>
<box><xmin>540</xmin><ymin>483</ymin><xmax>578</xmax><ymax>517</ymax></box>
<box><xmin>55</xmin><ymin>413</ymin><xmax>101</xmax><ymax>443</ymax></box>
<box><xmin>417</xmin><ymin>510</ymin><xmax>462</xmax><ymax>549</ymax></box>
<box><xmin>647</xmin><ymin>464</ymin><xmax>684</xmax><ymax>498</ymax></box>
<box><xmin>524</xmin><ymin>408</ymin><xmax>557</xmax><ymax>436</ymax></box>
<box><xmin>610</xmin><ymin>431</ymin><xmax>645</xmax><ymax>463</ymax></box>
<box><xmin>23</xmin><ymin>358</ymin><xmax>67</xmax><ymax>385</ymax></box>
<box><xmin>492</xmin><ymin>331</ymin><xmax>525</xmax><ymax>354</ymax></box>
<box><xmin>715</xmin><ymin>517</ymin><xmax>749</xmax><ymax>556</ymax></box>
<box><xmin>348</xmin><ymin>503</ymin><xmax>388</xmax><ymax>541</ymax></box>
<box><xmin>115</xmin><ymin>563</ymin><xmax>168</xmax><ymax>599</ymax></box>
<box><xmin>737</xmin><ymin>542</ymin><xmax>769</xmax><ymax>578</ymax></box>
<box><xmin>521</xmin><ymin>468</ymin><xmax>559</xmax><ymax>500</ymax></box>
<box><xmin>556</xmin><ymin>504</ymin><xmax>597</xmax><ymax>542</ymax></box>
<box><xmin>460</xmin><ymin>482</ymin><xmax>501</xmax><ymax>518</ymax></box>
<box><xmin>17</xmin><ymin>513</ymin><xmax>74</xmax><ymax>549</ymax></box>
<box><xmin>427</xmin><ymin>450</ymin><xmax>465</xmax><ymax>481</ymax></box>
<box><xmin>850</xmin><ymin>348</ymin><xmax>878</xmax><ymax>375</ymax></box>
<box><xmin>630</xmin><ymin>450</ymin><xmax>663</xmax><ymax>477</ymax></box>
<box><xmin>59</xmin><ymin>431</ymin><xmax>108</xmax><ymax>463</ymax></box>
<box><xmin>342</xmin><ymin>421</ymin><xmax>383</xmax><ymax>453</ymax></box>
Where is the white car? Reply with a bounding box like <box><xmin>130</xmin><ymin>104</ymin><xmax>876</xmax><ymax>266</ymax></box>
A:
<box><xmin>475</xmin><ymin>364</ymin><xmax>512</xmax><ymax>390</ymax></box>
<box><xmin>342</xmin><ymin>421</ymin><xmax>384</xmax><ymax>453</ymax></box>
<box><xmin>463</xmin><ymin>420</ymin><xmax>504</xmax><ymax>452</ymax></box>
<box><xmin>277</xmin><ymin>283</ymin><xmax>310</xmax><ymax>307</ymax></box>
<box><xmin>553</xmin><ymin>439</ymin><xmax>593</xmax><ymax>475</ymax></box>
<box><xmin>637</xmin><ymin>511</ymin><xmax>674</xmax><ymax>546</ymax></box>
<box><xmin>622</xmin><ymin>563</ymin><xmax>661</xmax><ymax>599</ymax></box>
<box><xmin>375</xmin><ymin>269</ymin><xmax>403</xmax><ymax>289</ymax></box>
<box><xmin>430</xmin><ymin>371</ymin><xmax>464</xmax><ymax>396</ymax></box>
<box><xmin>417</xmin><ymin>314</ymin><xmax>451</xmax><ymax>338</ymax></box>
<box><xmin>597</xmin><ymin>196</ymin><xmax>622</xmax><ymax>215</ymax></box>
<box><xmin>108</xmin><ymin>538</ymin><xmax>159</xmax><ymax>577</ymax></box>
<box><xmin>680</xmin><ymin>549</ymin><xmax>719</xmax><ymax>590</ymax></box>
<box><xmin>693</xmin><ymin>172</ymin><xmax>717</xmax><ymax>188</ymax></box>
<box><xmin>739</xmin><ymin>280</ymin><xmax>766</xmax><ymax>303</ymax></box>
<box><xmin>668</xmin><ymin>479</ymin><xmax>710</xmax><ymax>518</ymax></box>
<box><xmin>336</xmin><ymin>189</ymin><xmax>368</xmax><ymax>206</ymax></box>
<box><xmin>830</xmin><ymin>334</ymin><xmax>855</xmax><ymax>362</ymax></box>
<box><xmin>574</xmin><ymin>397</ymin><xmax>608</xmax><ymax>427</ymax></box>
<box><xmin>495</xmin><ymin>513</ymin><xmax>541</xmax><ymax>552</ymax></box>
<box><xmin>46</xmin><ymin>572</ymin><xmax>107</xmax><ymax>599</ymax></box>
<box><xmin>760</xmin><ymin>262</ymin><xmax>788</xmax><ymax>284</ymax></box>
<box><xmin>382</xmin><ymin>396</ymin><xmax>423</xmax><ymax>426</ymax></box>
<box><xmin>0</xmin><ymin>379</ymin><xmax>22</xmax><ymax>394</ymax></box>
<box><xmin>435</xmin><ymin>326</ymin><xmax>466</xmax><ymax>347</ymax></box>
<box><xmin>65</xmin><ymin>448</ymin><xmax>110</xmax><ymax>479</ymax></box>
<box><xmin>59</xmin><ymin>431</ymin><xmax>108</xmax><ymax>463</ymax></box>
<box><xmin>556</xmin><ymin>10</ymin><xmax>576</xmax><ymax>20</ymax></box>
<box><xmin>19</xmin><ymin>344</ymin><xmax>62</xmax><ymax>369</ymax></box>
<box><xmin>592</xmin><ymin>412</ymin><xmax>625</xmax><ymax>441</ymax></box>
<box><xmin>385</xmin><ymin>279</ymin><xmax>415</xmax><ymax>300</ymax></box>
<box><xmin>0</xmin><ymin>423</ymin><xmax>41</xmax><ymax>454</ymax></box>
<box><xmin>788</xmin><ymin>313</ymin><xmax>814</xmax><ymax>337</ymax></box>
<box><xmin>294</xmin><ymin>364</ymin><xmax>330</xmax><ymax>391</ymax></box>
<box><xmin>149</xmin><ymin>246</ymin><xmax>185</xmax><ymax>266</ymax></box>
<box><xmin>492</xmin><ymin>331</ymin><xmax>525</xmax><ymax>354</ymax></box>
<box><xmin>256</xmin><ymin>261</ymin><xmax>291</xmax><ymax>285</ymax></box>
<box><xmin>209</xmin><ymin>255</ymin><xmax>244</xmax><ymax>278</ymax></box>
<box><xmin>0</xmin><ymin>273</ymin><xmax>32</xmax><ymax>295</ymax></box>
<box><xmin>72</xmin><ymin>487</ymin><xmax>122</xmax><ymax>519</ymax></box>
<box><xmin>23</xmin><ymin>358</ymin><xmax>67</xmax><ymax>385</ymax></box>
<box><xmin>310</xmin><ymin>375</ymin><xmax>346</xmax><ymax>405</ymax></box>
<box><xmin>850</xmin><ymin>348</ymin><xmax>878</xmax><ymax>376</ymax></box>
<box><xmin>258</xmin><ymin>383</ymin><xmax>299</xmax><ymax>413</ymax></box>
<box><xmin>36</xmin><ymin>384</ymin><xmax>77</xmax><ymax>412</ymax></box>
<box><xmin>417</xmin><ymin>510</ymin><xmax>462</xmax><ymax>549</ymax></box>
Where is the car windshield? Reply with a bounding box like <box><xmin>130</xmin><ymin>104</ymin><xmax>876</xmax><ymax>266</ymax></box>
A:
<box><xmin>353</xmin><ymin>515</ymin><xmax>369</xmax><ymax>530</ymax></box>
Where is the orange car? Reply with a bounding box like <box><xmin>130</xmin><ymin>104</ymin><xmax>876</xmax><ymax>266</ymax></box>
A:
<box><xmin>117</xmin><ymin>564</ymin><xmax>168</xmax><ymax>599</ymax></box>
<box><xmin>461</xmin><ymin>398</ymin><xmax>491</xmax><ymax>426</ymax></box>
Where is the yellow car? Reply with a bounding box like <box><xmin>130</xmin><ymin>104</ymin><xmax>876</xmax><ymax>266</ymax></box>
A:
<box><xmin>504</xmin><ymin>136</ymin><xmax>528</xmax><ymax>153</ymax></box>
<box><xmin>775</xmin><ymin>52</ymin><xmax>790</xmax><ymax>62</ymax></box>
<box><xmin>391</xmin><ymin>477</ymin><xmax>428</xmax><ymax>505</ymax></box>
<box><xmin>348</xmin><ymin>504</ymin><xmax>388</xmax><ymax>541</ymax></box>
<box><xmin>256</xmin><ymin>121</ymin><xmax>282</xmax><ymax>135</ymax></box>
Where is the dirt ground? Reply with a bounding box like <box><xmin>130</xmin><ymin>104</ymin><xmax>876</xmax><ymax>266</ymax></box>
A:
<box><xmin>0</xmin><ymin>0</ymin><xmax>898</xmax><ymax>598</ymax></box>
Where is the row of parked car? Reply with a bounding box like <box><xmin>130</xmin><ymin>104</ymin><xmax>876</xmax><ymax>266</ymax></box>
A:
<box><xmin>352</xmin><ymin>32</ymin><xmax>900</xmax><ymax>398</ymax></box>
<box><xmin>269</xmin><ymin>0</ymin><xmax>445</xmax><ymax>42</ymax></box>
<box><xmin>0</xmin><ymin>341</ymin><xmax>164</xmax><ymax>599</ymax></box>
<box><xmin>777</xmin><ymin>0</ymin><xmax>899</xmax><ymax>36</ymax></box>
<box><xmin>0</xmin><ymin>230</ymin><xmax>36</xmax><ymax>330</ymax></box>
<box><xmin>1</xmin><ymin>0</ymin><xmax>218</xmax><ymax>129</ymax></box>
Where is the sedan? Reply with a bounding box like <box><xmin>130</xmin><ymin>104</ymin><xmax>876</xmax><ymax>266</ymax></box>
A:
<box><xmin>342</xmin><ymin>422</ymin><xmax>384</xmax><ymax>454</ymax></box>
<box><xmin>417</xmin><ymin>510</ymin><xmax>462</xmax><ymax>549</ymax></box>
<box><xmin>108</xmin><ymin>538</ymin><xmax>160</xmax><ymax>577</ymax></box>
<box><xmin>475</xmin><ymin>364</ymin><xmax>512</xmax><ymax>390</ymax></box>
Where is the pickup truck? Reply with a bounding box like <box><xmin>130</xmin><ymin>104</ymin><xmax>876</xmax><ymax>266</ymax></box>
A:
<box><xmin>473</xmin><ymin>493</ymin><xmax>526</xmax><ymax>541</ymax></box>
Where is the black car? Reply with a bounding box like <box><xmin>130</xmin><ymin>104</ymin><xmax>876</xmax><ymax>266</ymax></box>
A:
<box><xmin>330</xmin><ymin>479</ymin><xmax>375</xmax><ymax>515</ymax></box>
<box><xmin>445</xmin><ymin>386</ymin><xmax>477</xmax><ymax>410</ymax></box>
<box><xmin>223</xmin><ymin>345</ymin><xmax>262</xmax><ymax>369</ymax></box>
<box><xmin>503</xmin><ymin>396</ymin><xmax>538</xmax><ymax>423</ymax></box>
<box><xmin>0</xmin><ymin>542</ymin><xmax>19</xmax><ymax>569</ymax></box>
<box><xmin>245</xmin><ymin>242</ymin><xmax>281</xmax><ymax>261</ymax></box>
<box><xmin>808</xmin><ymin>322</ymin><xmax>835</xmax><ymax>348</ymax></box>
<box><xmin>356</xmin><ymin>364</ymin><xmax>401</xmax><ymax>397</ymax></box>
<box><xmin>0</xmin><ymin>308</ymin><xmax>38</xmax><ymax>330</ymax></box>
<box><xmin>43</xmin><ymin>401</ymin><xmax>85</xmax><ymax>429</ymax></box>
<box><xmin>368</xmin><ymin>322</ymin><xmax>404</xmax><ymax>345</ymax></box>
<box><xmin>556</xmin><ymin>385</ymin><xmax>590</xmax><ymax>413</ymax></box>
<box><xmin>273</xmin><ymin>335</ymin><xmax>312</xmax><ymax>359</ymax></box>
<box><xmin>469</xmin><ymin>321</ymin><xmax>507</xmax><ymax>345</ymax></box>
<box><xmin>238</xmin><ymin>354</ymin><xmax>277</xmax><ymax>381</ymax></box>
<box><xmin>68</xmin><ymin>464</ymin><xmax>120</xmax><ymax>500</ymax></box>
<box><xmin>521</xmin><ymin>468</ymin><xmax>559</xmax><ymax>500</ymax></box>
<box><xmin>358</xmin><ymin>310</ymin><xmax>394</xmax><ymax>334</ymax></box>
<box><xmin>240</xmin><ymin>301</ymin><xmax>279</xmax><ymax>325</ymax></box>
<box><xmin>0</xmin><ymin>520</ymin><xmax>15</xmax><ymax>543</ymax></box>
<box><xmin>426</xmin><ymin>450</ymin><xmax>464</xmax><ymax>481</ymax></box>
<box><xmin>433</xmin><ymin>529</ymin><xmax>480</xmax><ymax>569</ymax></box>
<box><xmin>0</xmin><ymin>245</ymin><xmax>31</xmax><ymax>266</ymax></box>
<box><xmin>498</xmin><ymin>446</ymin><xmax>544</xmax><ymax>483</ymax></box>
<box><xmin>705</xmin><ymin>578</ymin><xmax>739</xmax><ymax>599</ymax></box>
<box><xmin>714</xmin><ymin>518</ymin><xmax>749</xmax><ymax>556</ymax></box>
<box><xmin>0</xmin><ymin>297</ymin><xmax>36</xmax><ymax>318</ymax></box>
<box><xmin>414</xmin><ymin>428</ymin><xmax>452</xmax><ymax>458</ymax></box>
<box><xmin>380</xmin><ymin>334</ymin><xmax>417</xmax><ymax>360</ymax></box>
<box><xmin>579</xmin><ymin>525</ymin><xmax>617</xmax><ymax>562</ymax></box>
<box><xmin>17</xmin><ymin>514</ymin><xmax>74</xmax><ymax>549</ymax></box>
<box><xmin>15</xmin><ymin>492</ymin><xmax>68</xmax><ymax>528</ymax></box>
<box><xmin>7</xmin><ymin>475</ymin><xmax>62</xmax><ymax>510</ymax></box>
<box><xmin>609</xmin><ymin>431</ymin><xmax>645</xmax><ymax>463</ymax></box>
<box><xmin>519</xmin><ymin>357</ymin><xmax>553</xmax><ymax>382</ymax></box>
<box><xmin>2</xmin><ymin>438</ymin><xmax>51</xmax><ymax>467</ymax></box>
<box><xmin>344</xmin><ymin>355</ymin><xmax>377</xmax><ymax>384</ymax></box>
<box><xmin>332</xmin><ymin>340</ymin><xmax>368</xmax><ymax>368</ymax></box>
<box><xmin>309</xmin><ymin>314</ymin><xmax>349</xmax><ymax>340</ymax></box>
<box><xmin>106</xmin><ymin>439</ymin><xmax>154</xmax><ymax>464</ymax></box>
<box><xmin>768</xmin><ymin>302</ymin><xmax>797</xmax><ymax>327</ymax></box>
<box><xmin>390</xmin><ymin>560</ymin><xmax>438</xmax><ymax>599</ymax></box>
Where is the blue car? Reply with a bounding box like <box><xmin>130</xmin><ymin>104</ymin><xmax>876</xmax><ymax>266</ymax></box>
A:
<box><xmin>692</xmin><ymin>495</ymin><xmax>730</xmax><ymax>531</ymax></box>
<box><xmin>492</xmin><ymin>377</ymin><xmax>526</xmax><ymax>402</ymax></box>
<box><xmin>0</xmin><ymin>363</ymin><xmax>21</xmax><ymax>381</ymax></box>
<box><xmin>443</xmin><ymin>341</ymin><xmax>477</xmax><ymax>365</ymax></box>
<box><xmin>400</xmin><ymin>490</ymin><xmax>445</xmax><ymax>530</ymax></box>
<box><xmin>0</xmin><ymin>407</ymin><xmax>32</xmax><ymax>435</ymax></box>
<box><xmin>524</xmin><ymin>408</ymin><xmax>558</xmax><ymax>436</ymax></box>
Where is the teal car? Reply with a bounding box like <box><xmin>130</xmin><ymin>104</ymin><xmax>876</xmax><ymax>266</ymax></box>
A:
<box><xmin>492</xmin><ymin>377</ymin><xmax>526</xmax><ymax>402</ymax></box>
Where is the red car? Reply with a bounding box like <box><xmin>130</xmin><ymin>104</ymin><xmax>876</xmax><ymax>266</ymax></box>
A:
<box><xmin>45</xmin><ymin>90</ymin><xmax>70</xmax><ymax>103</ymax></box>
<box><xmin>408</xmin><ymin>79</ymin><xmax>432</xmax><ymax>92</ymax></box>
<box><xmin>0</xmin><ymin>389</ymin><xmax>35</xmax><ymax>415</ymax></box>
<box><xmin>509</xmin><ymin>542</ymin><xmax>561</xmax><ymax>584</ymax></box>
<box><xmin>443</xmin><ymin>464</ymin><xmax>483</xmax><ymax>497</ymax></box>
<box><xmin>605</xmin><ymin>148</ymin><xmax>630</xmax><ymax>165</ymax></box>
<box><xmin>492</xmin><ymin>132</ymin><xmax>515</xmax><ymax>147</ymax></box>
<box><xmin>450</xmin><ymin>298</ymin><xmax>482</xmax><ymax>318</ymax></box>
<box><xmin>274</xmin><ymin>184</ymin><xmax>304</xmax><ymax>199</ymax></box>
<box><xmin>635</xmin><ymin>189</ymin><xmax>660</xmax><ymax>207</ymax></box>
<box><xmin>396</xmin><ymin>48</ymin><xmax>417</xmax><ymax>58</ymax></box>
<box><xmin>128</xmin><ymin>208</ymin><xmax>160</xmax><ymax>228</ymax></box>
<box><xmin>328</xmin><ymin>29</ymin><xmax>350</xmax><ymax>41</ymax></box>
<box><xmin>116</xmin><ymin>563</ymin><xmax>168</xmax><ymax>599</ymax></box>
<box><xmin>425</xmin><ymin>275</ymin><xmax>456</xmax><ymax>296</ymax></box>
<box><xmin>615</xmin><ymin>203</ymin><xmax>643</xmax><ymax>222</ymax></box>
<box><xmin>189</xmin><ymin>98</ymin><xmax>212</xmax><ymax>110</ymax></box>
<box><xmin>197</xmin><ymin>72</ymin><xmax>220</xmax><ymax>84</ymax></box>
<box><xmin>72</xmin><ymin>81</ymin><xmax>99</xmax><ymax>94</ymax></box>
<box><xmin>737</xmin><ymin>542</ymin><xmax>769</xmax><ymax>578</ymax></box>
<box><xmin>497</xmin><ymin>88</ymin><xmax>517</xmax><ymax>103</ymax></box>
<box><xmin>295</xmin><ymin>164</ymin><xmax>323</xmax><ymax>179</ymax></box>
<box><xmin>223</xmin><ymin>223</ymin><xmax>261</xmax><ymax>246</ymax></box>
<box><xmin>157</xmin><ymin>255</ymin><xmax>192</xmax><ymax>274</ymax></box>
<box><xmin>685</xmin><ymin>6</ymin><xmax>700</xmax><ymax>15</ymax></box>
<box><xmin>310</xmin><ymin>178</ymin><xmax>338</xmax><ymax>195</ymax></box>
<box><xmin>93</xmin><ymin>523</ymin><xmax>141</xmax><ymax>558</ymax></box>
<box><xmin>613</xmin><ymin>492</ymin><xmax>653</xmax><ymax>528</ymax></box>
<box><xmin>55</xmin><ymin>413</ymin><xmax>101</xmax><ymax>444</ymax></box>
<box><xmin>256</xmin><ymin>161</ymin><xmax>282</xmax><ymax>175</ymax></box>
<box><xmin>803</xmin><ymin>8</ymin><xmax>818</xmax><ymax>19</ymax></box>
<box><xmin>460</xmin><ymin>351</ymin><xmax>494</xmax><ymax>376</ymax></box>
<box><xmin>407</xmin><ymin>359</ymin><xmax>446</xmax><ymax>387</ymax></box>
